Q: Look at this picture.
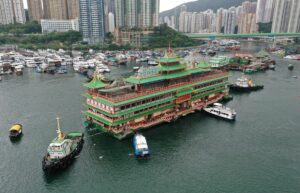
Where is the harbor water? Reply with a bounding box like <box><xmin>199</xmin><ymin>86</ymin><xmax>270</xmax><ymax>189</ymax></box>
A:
<box><xmin>0</xmin><ymin>42</ymin><xmax>300</xmax><ymax>193</ymax></box>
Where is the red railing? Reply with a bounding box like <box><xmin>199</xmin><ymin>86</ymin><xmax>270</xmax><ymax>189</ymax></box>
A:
<box><xmin>88</xmin><ymin>72</ymin><xmax>228</xmax><ymax>104</ymax></box>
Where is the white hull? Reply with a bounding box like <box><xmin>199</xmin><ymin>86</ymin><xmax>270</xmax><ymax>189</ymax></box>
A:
<box><xmin>203</xmin><ymin>108</ymin><xmax>236</xmax><ymax>120</ymax></box>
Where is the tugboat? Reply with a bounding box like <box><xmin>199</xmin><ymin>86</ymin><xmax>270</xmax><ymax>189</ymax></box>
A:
<box><xmin>229</xmin><ymin>76</ymin><xmax>264</xmax><ymax>92</ymax></box>
<box><xmin>133</xmin><ymin>134</ymin><xmax>150</xmax><ymax>159</ymax></box>
<box><xmin>203</xmin><ymin>103</ymin><xmax>236</xmax><ymax>121</ymax></box>
<box><xmin>9</xmin><ymin>124</ymin><xmax>23</xmax><ymax>138</ymax></box>
<box><xmin>288</xmin><ymin>64</ymin><xmax>294</xmax><ymax>71</ymax></box>
<box><xmin>42</xmin><ymin>117</ymin><xmax>84</xmax><ymax>173</ymax></box>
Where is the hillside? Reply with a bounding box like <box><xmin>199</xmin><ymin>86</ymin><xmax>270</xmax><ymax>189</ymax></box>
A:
<box><xmin>160</xmin><ymin>0</ymin><xmax>256</xmax><ymax>17</ymax></box>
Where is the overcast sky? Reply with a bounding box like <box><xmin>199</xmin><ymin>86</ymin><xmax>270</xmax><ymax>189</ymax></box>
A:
<box><xmin>23</xmin><ymin>0</ymin><xmax>196</xmax><ymax>12</ymax></box>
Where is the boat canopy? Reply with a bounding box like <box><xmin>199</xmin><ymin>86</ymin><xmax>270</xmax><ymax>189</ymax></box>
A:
<box><xmin>9</xmin><ymin>124</ymin><xmax>22</xmax><ymax>132</ymax></box>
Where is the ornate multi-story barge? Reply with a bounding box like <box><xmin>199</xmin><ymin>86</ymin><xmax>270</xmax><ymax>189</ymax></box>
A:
<box><xmin>83</xmin><ymin>51</ymin><xmax>229</xmax><ymax>139</ymax></box>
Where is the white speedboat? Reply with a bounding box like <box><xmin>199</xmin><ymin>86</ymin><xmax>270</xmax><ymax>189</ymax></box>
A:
<box><xmin>203</xmin><ymin>103</ymin><xmax>236</xmax><ymax>121</ymax></box>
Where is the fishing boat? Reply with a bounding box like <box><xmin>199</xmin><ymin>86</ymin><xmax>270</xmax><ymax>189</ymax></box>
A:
<box><xmin>288</xmin><ymin>64</ymin><xmax>294</xmax><ymax>71</ymax></box>
<box><xmin>15</xmin><ymin>65</ymin><xmax>23</xmax><ymax>76</ymax></box>
<box><xmin>133</xmin><ymin>134</ymin><xmax>150</xmax><ymax>158</ymax></box>
<box><xmin>9</xmin><ymin>124</ymin><xmax>23</xmax><ymax>138</ymax></box>
<box><xmin>57</xmin><ymin>67</ymin><xmax>68</xmax><ymax>74</ymax></box>
<box><xmin>229</xmin><ymin>76</ymin><xmax>264</xmax><ymax>92</ymax></box>
<box><xmin>269</xmin><ymin>64</ymin><xmax>276</xmax><ymax>70</ymax></box>
<box><xmin>203</xmin><ymin>103</ymin><xmax>236</xmax><ymax>121</ymax></box>
<box><xmin>133</xmin><ymin>66</ymin><xmax>140</xmax><ymax>71</ymax></box>
<box><xmin>42</xmin><ymin>117</ymin><xmax>84</xmax><ymax>173</ymax></box>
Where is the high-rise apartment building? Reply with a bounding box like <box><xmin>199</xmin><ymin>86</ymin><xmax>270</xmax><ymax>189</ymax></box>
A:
<box><xmin>0</xmin><ymin>0</ymin><xmax>26</xmax><ymax>24</ymax></box>
<box><xmin>256</xmin><ymin>0</ymin><xmax>274</xmax><ymax>23</ymax></box>
<box><xmin>108</xmin><ymin>12</ymin><xmax>115</xmax><ymax>33</ymax></box>
<box><xmin>216</xmin><ymin>8</ymin><xmax>224</xmax><ymax>33</ymax></box>
<box><xmin>272</xmin><ymin>0</ymin><xmax>292</xmax><ymax>33</ymax></box>
<box><xmin>114</xmin><ymin>0</ymin><xmax>125</xmax><ymax>27</ymax></box>
<box><xmin>224</xmin><ymin>7</ymin><xmax>237</xmax><ymax>34</ymax></box>
<box><xmin>152</xmin><ymin>0</ymin><xmax>160</xmax><ymax>27</ymax></box>
<box><xmin>113</xmin><ymin>0</ymin><xmax>159</xmax><ymax>29</ymax></box>
<box><xmin>287</xmin><ymin>0</ymin><xmax>300</xmax><ymax>33</ymax></box>
<box><xmin>79</xmin><ymin>0</ymin><xmax>105</xmax><ymax>44</ymax></box>
<box><xmin>27</xmin><ymin>0</ymin><xmax>43</xmax><ymax>22</ymax></box>
<box><xmin>139</xmin><ymin>0</ymin><xmax>152</xmax><ymax>27</ymax></box>
<box><xmin>238</xmin><ymin>1</ymin><xmax>257</xmax><ymax>34</ymax></box>
<box><xmin>126</xmin><ymin>0</ymin><xmax>138</xmax><ymax>28</ymax></box>
<box><xmin>0</xmin><ymin>0</ymin><xmax>14</xmax><ymax>24</ymax></box>
<box><xmin>42</xmin><ymin>0</ymin><xmax>51</xmax><ymax>19</ymax></box>
<box><xmin>67</xmin><ymin>0</ymin><xmax>80</xmax><ymax>19</ymax></box>
<box><xmin>48</xmin><ymin>0</ymin><xmax>68</xmax><ymax>20</ymax></box>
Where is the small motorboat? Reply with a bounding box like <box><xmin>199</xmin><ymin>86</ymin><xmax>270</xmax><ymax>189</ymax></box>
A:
<box><xmin>203</xmin><ymin>103</ymin><xmax>236</xmax><ymax>121</ymax></box>
<box><xmin>229</xmin><ymin>76</ymin><xmax>264</xmax><ymax>92</ymax></box>
<box><xmin>9</xmin><ymin>124</ymin><xmax>23</xmax><ymax>138</ymax></box>
<box><xmin>133</xmin><ymin>66</ymin><xmax>140</xmax><ymax>71</ymax></box>
<box><xmin>15</xmin><ymin>65</ymin><xmax>23</xmax><ymax>76</ymax></box>
<box><xmin>133</xmin><ymin>134</ymin><xmax>150</xmax><ymax>159</ymax></box>
<box><xmin>269</xmin><ymin>64</ymin><xmax>276</xmax><ymax>70</ymax></box>
<box><xmin>42</xmin><ymin>117</ymin><xmax>84</xmax><ymax>173</ymax></box>
<box><xmin>288</xmin><ymin>64</ymin><xmax>294</xmax><ymax>71</ymax></box>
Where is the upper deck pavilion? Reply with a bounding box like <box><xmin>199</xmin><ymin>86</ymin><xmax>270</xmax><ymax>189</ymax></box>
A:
<box><xmin>84</xmin><ymin>53</ymin><xmax>227</xmax><ymax>106</ymax></box>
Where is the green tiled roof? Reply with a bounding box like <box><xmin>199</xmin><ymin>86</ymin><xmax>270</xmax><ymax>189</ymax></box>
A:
<box><xmin>165</xmin><ymin>71</ymin><xmax>190</xmax><ymax>79</ymax></box>
<box><xmin>193</xmin><ymin>82</ymin><xmax>228</xmax><ymax>94</ymax></box>
<box><xmin>84</xmin><ymin>78</ymin><xmax>108</xmax><ymax>89</ymax></box>
<box><xmin>197</xmin><ymin>62</ymin><xmax>210</xmax><ymax>69</ymax></box>
<box><xmin>187</xmin><ymin>67</ymin><xmax>209</xmax><ymax>74</ymax></box>
<box><xmin>125</xmin><ymin>75</ymin><xmax>164</xmax><ymax>84</ymax></box>
<box><xmin>160</xmin><ymin>64</ymin><xmax>186</xmax><ymax>71</ymax></box>
<box><xmin>125</xmin><ymin>71</ymin><xmax>190</xmax><ymax>84</ymax></box>
<box><xmin>176</xmin><ymin>88</ymin><xmax>193</xmax><ymax>97</ymax></box>
<box><xmin>158</xmin><ymin>57</ymin><xmax>179</xmax><ymax>63</ymax></box>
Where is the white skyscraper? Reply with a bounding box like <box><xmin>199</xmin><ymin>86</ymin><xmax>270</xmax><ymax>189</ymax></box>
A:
<box><xmin>216</xmin><ymin>8</ymin><xmax>224</xmax><ymax>33</ymax></box>
<box><xmin>256</xmin><ymin>0</ymin><xmax>274</xmax><ymax>23</ymax></box>
<box><xmin>126</xmin><ymin>0</ymin><xmax>138</xmax><ymax>27</ymax></box>
<box><xmin>224</xmin><ymin>7</ymin><xmax>237</xmax><ymax>34</ymax></box>
<box><xmin>152</xmin><ymin>0</ymin><xmax>160</xmax><ymax>27</ymax></box>
<box><xmin>272</xmin><ymin>0</ymin><xmax>292</xmax><ymax>33</ymax></box>
<box><xmin>140</xmin><ymin>0</ymin><xmax>152</xmax><ymax>27</ymax></box>
<box><xmin>114</xmin><ymin>0</ymin><xmax>125</xmax><ymax>28</ymax></box>
<box><xmin>108</xmin><ymin>12</ymin><xmax>115</xmax><ymax>33</ymax></box>
<box><xmin>79</xmin><ymin>0</ymin><xmax>105</xmax><ymax>44</ymax></box>
<box><xmin>0</xmin><ymin>0</ymin><xmax>26</xmax><ymax>24</ymax></box>
<box><xmin>287</xmin><ymin>0</ymin><xmax>300</xmax><ymax>32</ymax></box>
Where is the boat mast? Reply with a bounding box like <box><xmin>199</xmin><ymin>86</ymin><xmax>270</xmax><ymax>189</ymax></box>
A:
<box><xmin>56</xmin><ymin>117</ymin><xmax>64</xmax><ymax>139</ymax></box>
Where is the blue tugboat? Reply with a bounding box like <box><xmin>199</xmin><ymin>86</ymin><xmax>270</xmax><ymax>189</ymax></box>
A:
<box><xmin>133</xmin><ymin>134</ymin><xmax>150</xmax><ymax>158</ymax></box>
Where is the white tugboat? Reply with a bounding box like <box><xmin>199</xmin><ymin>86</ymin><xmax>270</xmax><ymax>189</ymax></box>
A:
<box><xmin>203</xmin><ymin>103</ymin><xmax>236</xmax><ymax>121</ymax></box>
<box><xmin>42</xmin><ymin>117</ymin><xmax>84</xmax><ymax>173</ymax></box>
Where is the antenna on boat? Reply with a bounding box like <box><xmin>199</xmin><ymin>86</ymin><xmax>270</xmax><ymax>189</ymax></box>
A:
<box><xmin>56</xmin><ymin>116</ymin><xmax>64</xmax><ymax>139</ymax></box>
<box><xmin>56</xmin><ymin>117</ymin><xmax>61</xmax><ymax>132</ymax></box>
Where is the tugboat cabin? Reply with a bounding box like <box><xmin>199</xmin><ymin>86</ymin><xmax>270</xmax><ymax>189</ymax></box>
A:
<box><xmin>47</xmin><ymin>138</ymin><xmax>72</xmax><ymax>159</ymax></box>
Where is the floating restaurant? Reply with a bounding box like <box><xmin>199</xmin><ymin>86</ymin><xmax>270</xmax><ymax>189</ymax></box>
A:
<box><xmin>83</xmin><ymin>50</ymin><xmax>229</xmax><ymax>139</ymax></box>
